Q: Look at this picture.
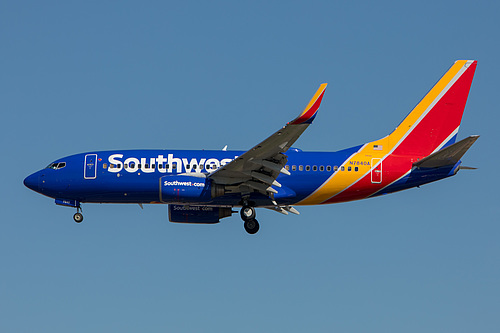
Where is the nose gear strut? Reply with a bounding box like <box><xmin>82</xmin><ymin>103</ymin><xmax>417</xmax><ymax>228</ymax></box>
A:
<box><xmin>73</xmin><ymin>205</ymin><xmax>83</xmax><ymax>223</ymax></box>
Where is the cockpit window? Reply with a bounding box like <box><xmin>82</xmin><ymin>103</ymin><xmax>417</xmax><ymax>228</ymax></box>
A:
<box><xmin>46</xmin><ymin>162</ymin><xmax>66</xmax><ymax>170</ymax></box>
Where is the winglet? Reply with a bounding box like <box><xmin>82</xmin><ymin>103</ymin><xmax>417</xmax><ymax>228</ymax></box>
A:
<box><xmin>290</xmin><ymin>83</ymin><xmax>328</xmax><ymax>125</ymax></box>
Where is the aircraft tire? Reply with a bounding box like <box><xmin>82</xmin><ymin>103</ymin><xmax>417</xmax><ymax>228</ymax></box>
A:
<box><xmin>240</xmin><ymin>206</ymin><xmax>256</xmax><ymax>221</ymax></box>
<box><xmin>73</xmin><ymin>212</ymin><xmax>83</xmax><ymax>223</ymax></box>
<box><xmin>244</xmin><ymin>219</ymin><xmax>259</xmax><ymax>234</ymax></box>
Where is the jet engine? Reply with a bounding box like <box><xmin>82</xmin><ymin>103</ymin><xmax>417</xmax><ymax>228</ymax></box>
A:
<box><xmin>160</xmin><ymin>175</ymin><xmax>224</xmax><ymax>203</ymax></box>
<box><xmin>168</xmin><ymin>204</ymin><xmax>233</xmax><ymax>224</ymax></box>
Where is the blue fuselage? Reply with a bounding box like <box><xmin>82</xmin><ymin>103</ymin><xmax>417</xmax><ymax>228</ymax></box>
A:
<box><xmin>24</xmin><ymin>147</ymin><xmax>458</xmax><ymax>208</ymax></box>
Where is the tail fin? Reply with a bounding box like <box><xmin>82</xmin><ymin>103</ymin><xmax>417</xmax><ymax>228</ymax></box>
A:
<box><xmin>388</xmin><ymin>60</ymin><xmax>477</xmax><ymax>157</ymax></box>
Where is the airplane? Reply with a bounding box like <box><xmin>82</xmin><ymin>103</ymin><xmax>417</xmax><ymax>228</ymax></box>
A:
<box><xmin>24</xmin><ymin>60</ymin><xmax>479</xmax><ymax>234</ymax></box>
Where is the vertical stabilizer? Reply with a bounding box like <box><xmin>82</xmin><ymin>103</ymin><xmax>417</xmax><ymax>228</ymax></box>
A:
<box><xmin>388</xmin><ymin>60</ymin><xmax>477</xmax><ymax>157</ymax></box>
<box><xmin>298</xmin><ymin>60</ymin><xmax>478</xmax><ymax>206</ymax></box>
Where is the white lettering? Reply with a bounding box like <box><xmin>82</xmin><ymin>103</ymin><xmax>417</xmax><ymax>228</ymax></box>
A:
<box><xmin>168</xmin><ymin>154</ymin><xmax>182</xmax><ymax>173</ymax></box>
<box><xmin>173</xmin><ymin>206</ymin><xmax>214</xmax><ymax>212</ymax></box>
<box><xmin>163</xmin><ymin>180</ymin><xmax>205</xmax><ymax>187</ymax></box>
<box><xmin>156</xmin><ymin>155</ymin><xmax>168</xmax><ymax>173</ymax></box>
<box><xmin>107</xmin><ymin>153</ymin><xmax>235</xmax><ymax>175</ymax></box>
<box><xmin>182</xmin><ymin>158</ymin><xmax>197</xmax><ymax>173</ymax></box>
<box><xmin>221</xmin><ymin>158</ymin><xmax>233</xmax><ymax>166</ymax></box>
<box><xmin>205</xmin><ymin>158</ymin><xmax>220</xmax><ymax>171</ymax></box>
<box><xmin>124</xmin><ymin>157</ymin><xmax>140</xmax><ymax>172</ymax></box>
<box><xmin>140</xmin><ymin>157</ymin><xmax>156</xmax><ymax>173</ymax></box>
<box><xmin>198</xmin><ymin>158</ymin><xmax>206</xmax><ymax>171</ymax></box>
<box><xmin>108</xmin><ymin>154</ymin><xmax>123</xmax><ymax>173</ymax></box>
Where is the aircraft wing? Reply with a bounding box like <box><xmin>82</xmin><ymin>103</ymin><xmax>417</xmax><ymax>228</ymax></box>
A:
<box><xmin>413</xmin><ymin>135</ymin><xmax>479</xmax><ymax>169</ymax></box>
<box><xmin>209</xmin><ymin>84</ymin><xmax>327</xmax><ymax>196</ymax></box>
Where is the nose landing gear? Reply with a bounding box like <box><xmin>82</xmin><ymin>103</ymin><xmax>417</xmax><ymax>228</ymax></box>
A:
<box><xmin>73</xmin><ymin>212</ymin><xmax>83</xmax><ymax>223</ymax></box>
<box><xmin>240</xmin><ymin>205</ymin><xmax>259</xmax><ymax>234</ymax></box>
<box><xmin>73</xmin><ymin>206</ymin><xmax>83</xmax><ymax>223</ymax></box>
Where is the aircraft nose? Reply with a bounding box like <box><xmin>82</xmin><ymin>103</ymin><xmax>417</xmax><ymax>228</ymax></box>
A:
<box><xmin>24</xmin><ymin>173</ymin><xmax>40</xmax><ymax>192</ymax></box>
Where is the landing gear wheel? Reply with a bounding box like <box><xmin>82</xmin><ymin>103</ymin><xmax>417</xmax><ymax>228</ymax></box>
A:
<box><xmin>73</xmin><ymin>212</ymin><xmax>83</xmax><ymax>223</ymax></box>
<box><xmin>240</xmin><ymin>206</ymin><xmax>256</xmax><ymax>221</ymax></box>
<box><xmin>244</xmin><ymin>219</ymin><xmax>260</xmax><ymax>234</ymax></box>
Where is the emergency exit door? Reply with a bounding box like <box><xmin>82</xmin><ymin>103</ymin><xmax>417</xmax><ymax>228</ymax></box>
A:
<box><xmin>371</xmin><ymin>158</ymin><xmax>382</xmax><ymax>183</ymax></box>
<box><xmin>84</xmin><ymin>154</ymin><xmax>98</xmax><ymax>179</ymax></box>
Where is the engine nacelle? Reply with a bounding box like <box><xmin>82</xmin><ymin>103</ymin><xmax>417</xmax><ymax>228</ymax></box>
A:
<box><xmin>160</xmin><ymin>175</ymin><xmax>224</xmax><ymax>203</ymax></box>
<box><xmin>168</xmin><ymin>204</ymin><xmax>233</xmax><ymax>224</ymax></box>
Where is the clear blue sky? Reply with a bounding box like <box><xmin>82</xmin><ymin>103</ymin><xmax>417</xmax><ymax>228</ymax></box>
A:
<box><xmin>1</xmin><ymin>1</ymin><xmax>499</xmax><ymax>332</ymax></box>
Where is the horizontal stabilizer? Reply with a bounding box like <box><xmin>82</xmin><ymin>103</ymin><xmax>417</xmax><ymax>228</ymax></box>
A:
<box><xmin>413</xmin><ymin>135</ymin><xmax>479</xmax><ymax>169</ymax></box>
<box><xmin>459</xmin><ymin>166</ymin><xmax>477</xmax><ymax>170</ymax></box>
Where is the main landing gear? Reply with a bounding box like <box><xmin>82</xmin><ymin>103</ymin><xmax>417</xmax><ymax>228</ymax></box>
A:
<box><xmin>240</xmin><ymin>206</ymin><xmax>259</xmax><ymax>234</ymax></box>
<box><xmin>73</xmin><ymin>206</ymin><xmax>83</xmax><ymax>223</ymax></box>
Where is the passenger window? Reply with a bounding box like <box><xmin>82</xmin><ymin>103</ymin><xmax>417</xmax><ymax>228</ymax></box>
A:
<box><xmin>326</xmin><ymin>166</ymin><xmax>331</xmax><ymax>172</ymax></box>
<box><xmin>151</xmin><ymin>164</ymin><xmax>155</xmax><ymax>169</ymax></box>
<box><xmin>319</xmin><ymin>166</ymin><xmax>324</xmax><ymax>171</ymax></box>
<box><xmin>348</xmin><ymin>166</ymin><xmax>352</xmax><ymax>171</ymax></box>
<box><xmin>341</xmin><ymin>166</ymin><xmax>345</xmax><ymax>171</ymax></box>
<box><xmin>159</xmin><ymin>164</ymin><xmax>163</xmax><ymax>169</ymax></box>
<box><xmin>145</xmin><ymin>164</ymin><xmax>149</xmax><ymax>168</ymax></box>
<box><xmin>313</xmin><ymin>165</ymin><xmax>317</xmax><ymax>171</ymax></box>
<box><xmin>306</xmin><ymin>165</ymin><xmax>310</xmax><ymax>171</ymax></box>
<box><xmin>285</xmin><ymin>165</ymin><xmax>290</xmax><ymax>171</ymax></box>
<box><xmin>292</xmin><ymin>165</ymin><xmax>297</xmax><ymax>171</ymax></box>
<box><xmin>103</xmin><ymin>163</ymin><xmax>108</xmax><ymax>169</ymax></box>
<box><xmin>355</xmin><ymin>167</ymin><xmax>359</xmax><ymax>172</ymax></box>
<box><xmin>138</xmin><ymin>164</ymin><xmax>142</xmax><ymax>168</ymax></box>
<box><xmin>299</xmin><ymin>165</ymin><xmax>303</xmax><ymax>171</ymax></box>
<box><xmin>334</xmin><ymin>166</ymin><xmax>338</xmax><ymax>171</ymax></box>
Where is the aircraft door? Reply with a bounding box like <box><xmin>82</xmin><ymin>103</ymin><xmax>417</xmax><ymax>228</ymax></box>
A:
<box><xmin>371</xmin><ymin>158</ymin><xmax>382</xmax><ymax>183</ymax></box>
<box><xmin>84</xmin><ymin>154</ymin><xmax>98</xmax><ymax>179</ymax></box>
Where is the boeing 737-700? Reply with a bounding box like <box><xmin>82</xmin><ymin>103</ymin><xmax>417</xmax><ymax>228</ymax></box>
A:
<box><xmin>24</xmin><ymin>60</ymin><xmax>479</xmax><ymax>234</ymax></box>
